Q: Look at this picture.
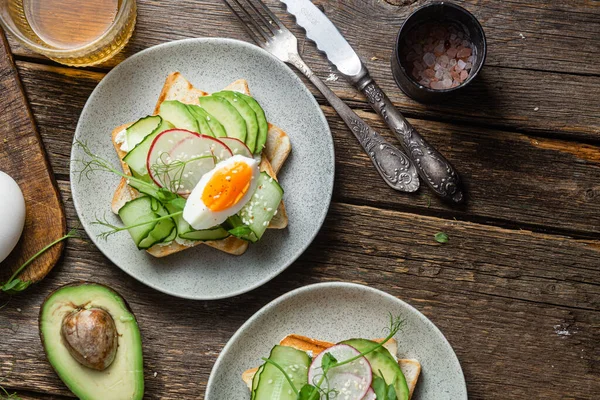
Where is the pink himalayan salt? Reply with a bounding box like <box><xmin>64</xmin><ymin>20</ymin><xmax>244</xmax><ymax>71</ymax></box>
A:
<box><xmin>457</xmin><ymin>47</ymin><xmax>472</xmax><ymax>58</ymax></box>
<box><xmin>402</xmin><ymin>21</ymin><xmax>475</xmax><ymax>90</ymax></box>
<box><xmin>423</xmin><ymin>69</ymin><xmax>435</xmax><ymax>78</ymax></box>
<box><xmin>423</xmin><ymin>52</ymin><xmax>436</xmax><ymax>67</ymax></box>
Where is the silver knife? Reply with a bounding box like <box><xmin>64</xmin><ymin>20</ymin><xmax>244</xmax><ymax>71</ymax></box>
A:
<box><xmin>280</xmin><ymin>0</ymin><xmax>464</xmax><ymax>203</ymax></box>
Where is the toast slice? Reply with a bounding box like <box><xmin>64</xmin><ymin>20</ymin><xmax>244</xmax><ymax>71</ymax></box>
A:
<box><xmin>111</xmin><ymin>73</ymin><xmax>290</xmax><ymax>256</ymax></box>
<box><xmin>242</xmin><ymin>334</ymin><xmax>421</xmax><ymax>399</ymax></box>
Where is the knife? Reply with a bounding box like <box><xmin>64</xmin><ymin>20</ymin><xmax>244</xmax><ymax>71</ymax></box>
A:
<box><xmin>280</xmin><ymin>0</ymin><xmax>464</xmax><ymax>203</ymax></box>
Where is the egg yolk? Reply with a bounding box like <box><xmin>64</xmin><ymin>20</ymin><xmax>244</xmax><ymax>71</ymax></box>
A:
<box><xmin>202</xmin><ymin>161</ymin><xmax>253</xmax><ymax>212</ymax></box>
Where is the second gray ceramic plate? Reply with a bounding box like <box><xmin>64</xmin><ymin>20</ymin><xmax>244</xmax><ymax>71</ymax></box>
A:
<box><xmin>70</xmin><ymin>38</ymin><xmax>334</xmax><ymax>300</ymax></box>
<box><xmin>206</xmin><ymin>282</ymin><xmax>467</xmax><ymax>399</ymax></box>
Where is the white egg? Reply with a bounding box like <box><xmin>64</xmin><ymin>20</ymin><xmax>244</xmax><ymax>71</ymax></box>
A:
<box><xmin>183</xmin><ymin>155</ymin><xmax>259</xmax><ymax>230</ymax></box>
<box><xmin>0</xmin><ymin>171</ymin><xmax>26</xmax><ymax>262</ymax></box>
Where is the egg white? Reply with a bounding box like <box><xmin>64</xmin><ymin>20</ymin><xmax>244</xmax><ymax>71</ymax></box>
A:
<box><xmin>183</xmin><ymin>155</ymin><xmax>259</xmax><ymax>230</ymax></box>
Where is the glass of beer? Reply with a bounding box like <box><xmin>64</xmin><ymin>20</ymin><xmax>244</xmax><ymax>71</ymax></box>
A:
<box><xmin>0</xmin><ymin>0</ymin><xmax>136</xmax><ymax>67</ymax></box>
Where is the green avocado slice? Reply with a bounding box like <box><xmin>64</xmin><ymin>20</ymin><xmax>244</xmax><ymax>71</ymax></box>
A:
<box><xmin>213</xmin><ymin>91</ymin><xmax>259</xmax><ymax>153</ymax></box>
<box><xmin>39</xmin><ymin>283</ymin><xmax>144</xmax><ymax>400</ymax></box>
<box><xmin>229</xmin><ymin>91</ymin><xmax>268</xmax><ymax>155</ymax></box>
<box><xmin>198</xmin><ymin>95</ymin><xmax>247</xmax><ymax>142</ymax></box>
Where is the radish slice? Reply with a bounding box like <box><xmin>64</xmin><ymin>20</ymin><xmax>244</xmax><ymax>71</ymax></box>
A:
<box><xmin>308</xmin><ymin>344</ymin><xmax>372</xmax><ymax>400</ymax></box>
<box><xmin>362</xmin><ymin>388</ymin><xmax>376</xmax><ymax>400</ymax></box>
<box><xmin>218</xmin><ymin>137</ymin><xmax>253</xmax><ymax>158</ymax></box>
<box><xmin>146</xmin><ymin>129</ymin><xmax>232</xmax><ymax>194</ymax></box>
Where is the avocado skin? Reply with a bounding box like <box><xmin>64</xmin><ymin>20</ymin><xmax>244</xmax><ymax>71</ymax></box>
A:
<box><xmin>39</xmin><ymin>282</ymin><xmax>144</xmax><ymax>400</ymax></box>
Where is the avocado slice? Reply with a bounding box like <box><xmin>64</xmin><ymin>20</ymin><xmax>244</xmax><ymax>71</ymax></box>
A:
<box><xmin>198</xmin><ymin>95</ymin><xmax>247</xmax><ymax>142</ymax></box>
<box><xmin>188</xmin><ymin>104</ymin><xmax>227</xmax><ymax>137</ymax></box>
<box><xmin>39</xmin><ymin>283</ymin><xmax>144</xmax><ymax>400</ymax></box>
<box><xmin>230</xmin><ymin>91</ymin><xmax>268</xmax><ymax>154</ymax></box>
<box><xmin>186</xmin><ymin>104</ymin><xmax>215</xmax><ymax>137</ymax></box>
<box><xmin>213</xmin><ymin>91</ymin><xmax>259</xmax><ymax>153</ymax></box>
<box><xmin>158</xmin><ymin>100</ymin><xmax>199</xmax><ymax>133</ymax></box>
<box><xmin>341</xmin><ymin>338</ymin><xmax>409</xmax><ymax>400</ymax></box>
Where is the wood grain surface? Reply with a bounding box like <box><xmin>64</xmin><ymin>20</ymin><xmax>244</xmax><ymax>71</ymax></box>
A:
<box><xmin>0</xmin><ymin>0</ymin><xmax>599</xmax><ymax>399</ymax></box>
<box><xmin>0</xmin><ymin>31</ymin><xmax>66</xmax><ymax>284</ymax></box>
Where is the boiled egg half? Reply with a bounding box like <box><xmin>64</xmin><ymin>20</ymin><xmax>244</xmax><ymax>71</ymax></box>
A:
<box><xmin>183</xmin><ymin>155</ymin><xmax>259</xmax><ymax>230</ymax></box>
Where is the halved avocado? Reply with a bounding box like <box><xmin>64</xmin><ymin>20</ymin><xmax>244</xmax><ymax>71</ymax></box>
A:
<box><xmin>39</xmin><ymin>282</ymin><xmax>144</xmax><ymax>400</ymax></box>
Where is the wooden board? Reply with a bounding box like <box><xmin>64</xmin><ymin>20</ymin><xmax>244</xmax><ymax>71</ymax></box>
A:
<box><xmin>0</xmin><ymin>30</ymin><xmax>66</xmax><ymax>284</ymax></box>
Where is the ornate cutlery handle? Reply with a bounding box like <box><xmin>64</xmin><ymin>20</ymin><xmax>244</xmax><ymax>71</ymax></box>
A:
<box><xmin>288</xmin><ymin>54</ymin><xmax>419</xmax><ymax>193</ymax></box>
<box><xmin>352</xmin><ymin>72</ymin><xmax>464</xmax><ymax>203</ymax></box>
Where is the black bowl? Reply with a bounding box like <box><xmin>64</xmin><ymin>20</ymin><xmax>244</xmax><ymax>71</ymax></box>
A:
<box><xmin>391</xmin><ymin>1</ymin><xmax>487</xmax><ymax>103</ymax></box>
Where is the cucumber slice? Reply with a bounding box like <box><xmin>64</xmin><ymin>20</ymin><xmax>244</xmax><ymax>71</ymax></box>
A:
<box><xmin>118</xmin><ymin>196</ymin><xmax>176</xmax><ymax>249</ymax></box>
<box><xmin>340</xmin><ymin>338</ymin><xmax>409</xmax><ymax>400</ymax></box>
<box><xmin>178</xmin><ymin>226</ymin><xmax>229</xmax><ymax>241</ymax></box>
<box><xmin>253</xmin><ymin>345</ymin><xmax>310</xmax><ymax>400</ymax></box>
<box><xmin>237</xmin><ymin>172</ymin><xmax>283</xmax><ymax>241</ymax></box>
<box><xmin>118</xmin><ymin>197</ymin><xmax>158</xmax><ymax>248</ymax></box>
<box><xmin>250</xmin><ymin>364</ymin><xmax>264</xmax><ymax>400</ymax></box>
<box><xmin>233</xmin><ymin>92</ymin><xmax>268</xmax><ymax>154</ymax></box>
<box><xmin>214</xmin><ymin>91</ymin><xmax>258</xmax><ymax>153</ymax></box>
<box><xmin>198</xmin><ymin>96</ymin><xmax>247</xmax><ymax>142</ymax></box>
<box><xmin>125</xmin><ymin>116</ymin><xmax>162</xmax><ymax>150</ymax></box>
<box><xmin>158</xmin><ymin>100</ymin><xmax>199</xmax><ymax>133</ymax></box>
<box><xmin>186</xmin><ymin>105</ymin><xmax>215</xmax><ymax>137</ymax></box>
<box><xmin>166</xmin><ymin>203</ymin><xmax>230</xmax><ymax>241</ymax></box>
<box><xmin>123</xmin><ymin>119</ymin><xmax>174</xmax><ymax>177</ymax></box>
<box><xmin>117</xmin><ymin>197</ymin><xmax>175</xmax><ymax>249</ymax></box>
<box><xmin>138</xmin><ymin>199</ymin><xmax>176</xmax><ymax>249</ymax></box>
<box><xmin>189</xmin><ymin>105</ymin><xmax>227</xmax><ymax>137</ymax></box>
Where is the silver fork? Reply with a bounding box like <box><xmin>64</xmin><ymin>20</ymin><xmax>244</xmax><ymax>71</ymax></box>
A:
<box><xmin>222</xmin><ymin>0</ymin><xmax>419</xmax><ymax>192</ymax></box>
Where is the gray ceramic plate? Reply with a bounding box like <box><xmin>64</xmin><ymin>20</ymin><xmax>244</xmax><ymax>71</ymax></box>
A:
<box><xmin>70</xmin><ymin>38</ymin><xmax>334</xmax><ymax>300</ymax></box>
<box><xmin>206</xmin><ymin>282</ymin><xmax>467</xmax><ymax>399</ymax></box>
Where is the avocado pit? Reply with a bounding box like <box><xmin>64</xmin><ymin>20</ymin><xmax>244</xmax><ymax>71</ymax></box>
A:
<box><xmin>61</xmin><ymin>307</ymin><xmax>118</xmax><ymax>371</ymax></box>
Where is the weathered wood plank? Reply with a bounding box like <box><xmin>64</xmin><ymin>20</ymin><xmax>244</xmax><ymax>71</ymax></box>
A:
<box><xmin>1</xmin><ymin>182</ymin><xmax>598</xmax><ymax>399</ymax></box>
<box><xmin>7</xmin><ymin>0</ymin><xmax>600</xmax><ymax>139</ymax></box>
<box><xmin>15</xmin><ymin>61</ymin><xmax>600</xmax><ymax>236</ymax></box>
<box><xmin>8</xmin><ymin>0</ymin><xmax>600</xmax><ymax>75</ymax></box>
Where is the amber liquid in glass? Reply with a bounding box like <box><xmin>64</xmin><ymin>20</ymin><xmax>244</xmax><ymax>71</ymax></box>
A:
<box><xmin>23</xmin><ymin>0</ymin><xmax>119</xmax><ymax>49</ymax></box>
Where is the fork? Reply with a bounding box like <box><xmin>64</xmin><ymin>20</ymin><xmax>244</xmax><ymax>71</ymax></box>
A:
<box><xmin>222</xmin><ymin>0</ymin><xmax>420</xmax><ymax>193</ymax></box>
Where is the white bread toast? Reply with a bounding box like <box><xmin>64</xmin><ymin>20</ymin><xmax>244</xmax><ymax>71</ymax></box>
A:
<box><xmin>111</xmin><ymin>73</ymin><xmax>291</xmax><ymax>257</ymax></box>
<box><xmin>242</xmin><ymin>334</ymin><xmax>421</xmax><ymax>399</ymax></box>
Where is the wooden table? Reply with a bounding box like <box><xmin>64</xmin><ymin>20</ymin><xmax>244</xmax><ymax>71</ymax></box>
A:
<box><xmin>1</xmin><ymin>0</ymin><xmax>599</xmax><ymax>398</ymax></box>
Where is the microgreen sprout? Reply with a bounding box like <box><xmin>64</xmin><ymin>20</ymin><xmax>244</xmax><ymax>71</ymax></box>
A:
<box><xmin>1</xmin><ymin>230</ymin><xmax>79</xmax><ymax>294</ymax></box>
<box><xmin>73</xmin><ymin>140</ymin><xmax>160</xmax><ymax>195</ymax></box>
<box><xmin>149</xmin><ymin>151</ymin><xmax>216</xmax><ymax>194</ymax></box>
<box><xmin>92</xmin><ymin>211</ymin><xmax>182</xmax><ymax>241</ymax></box>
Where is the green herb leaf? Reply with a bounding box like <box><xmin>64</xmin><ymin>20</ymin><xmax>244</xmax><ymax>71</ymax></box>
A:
<box><xmin>372</xmin><ymin>375</ymin><xmax>388</xmax><ymax>400</ymax></box>
<box><xmin>297</xmin><ymin>384</ymin><xmax>319</xmax><ymax>400</ymax></box>
<box><xmin>321</xmin><ymin>352</ymin><xmax>337</xmax><ymax>371</ymax></box>
<box><xmin>434</xmin><ymin>232</ymin><xmax>449</xmax><ymax>244</ymax></box>
<box><xmin>228</xmin><ymin>225</ymin><xmax>253</xmax><ymax>238</ymax></box>
<box><xmin>387</xmin><ymin>382</ymin><xmax>398</xmax><ymax>400</ymax></box>
<box><xmin>167</xmin><ymin>196</ymin><xmax>186</xmax><ymax>210</ymax></box>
